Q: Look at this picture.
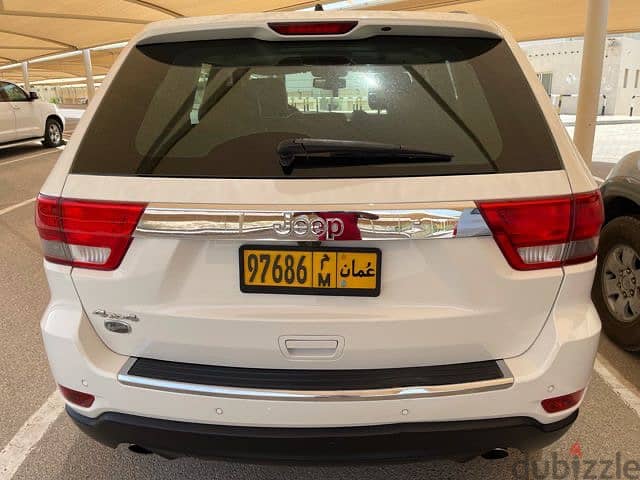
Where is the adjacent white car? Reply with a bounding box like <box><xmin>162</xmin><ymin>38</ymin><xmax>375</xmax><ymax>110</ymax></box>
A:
<box><xmin>0</xmin><ymin>80</ymin><xmax>64</xmax><ymax>148</ymax></box>
<box><xmin>37</xmin><ymin>11</ymin><xmax>603</xmax><ymax>462</ymax></box>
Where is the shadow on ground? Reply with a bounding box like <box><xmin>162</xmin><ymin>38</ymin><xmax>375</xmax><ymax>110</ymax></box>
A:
<box><xmin>0</xmin><ymin>142</ymin><xmax>44</xmax><ymax>162</ymax></box>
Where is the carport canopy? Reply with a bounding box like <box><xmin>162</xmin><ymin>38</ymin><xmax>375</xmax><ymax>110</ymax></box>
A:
<box><xmin>1</xmin><ymin>0</ymin><xmax>639</xmax><ymax>81</ymax></box>
<box><xmin>0</xmin><ymin>0</ymin><xmax>638</xmax><ymax>163</ymax></box>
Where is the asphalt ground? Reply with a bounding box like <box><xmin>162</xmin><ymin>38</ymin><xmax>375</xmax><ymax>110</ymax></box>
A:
<box><xmin>1</xmin><ymin>117</ymin><xmax>639</xmax><ymax>479</ymax></box>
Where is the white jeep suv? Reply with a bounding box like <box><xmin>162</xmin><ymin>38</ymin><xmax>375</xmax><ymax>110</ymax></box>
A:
<box><xmin>0</xmin><ymin>81</ymin><xmax>64</xmax><ymax>148</ymax></box>
<box><xmin>37</xmin><ymin>11</ymin><xmax>603</xmax><ymax>462</ymax></box>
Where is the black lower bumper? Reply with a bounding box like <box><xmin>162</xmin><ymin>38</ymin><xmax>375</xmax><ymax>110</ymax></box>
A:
<box><xmin>67</xmin><ymin>406</ymin><xmax>578</xmax><ymax>463</ymax></box>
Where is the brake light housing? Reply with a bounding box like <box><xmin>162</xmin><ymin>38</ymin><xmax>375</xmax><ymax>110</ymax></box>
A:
<box><xmin>268</xmin><ymin>21</ymin><xmax>358</xmax><ymax>36</ymax></box>
<box><xmin>35</xmin><ymin>195</ymin><xmax>146</xmax><ymax>270</ymax></box>
<box><xmin>541</xmin><ymin>389</ymin><xmax>584</xmax><ymax>413</ymax></box>
<box><xmin>59</xmin><ymin>385</ymin><xmax>95</xmax><ymax>408</ymax></box>
<box><xmin>476</xmin><ymin>191</ymin><xmax>603</xmax><ymax>270</ymax></box>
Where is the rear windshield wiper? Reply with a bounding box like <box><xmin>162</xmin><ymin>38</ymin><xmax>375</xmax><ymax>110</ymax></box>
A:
<box><xmin>276</xmin><ymin>138</ymin><xmax>454</xmax><ymax>169</ymax></box>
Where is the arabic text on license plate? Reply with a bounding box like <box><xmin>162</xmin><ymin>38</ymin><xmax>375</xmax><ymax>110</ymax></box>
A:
<box><xmin>239</xmin><ymin>246</ymin><xmax>381</xmax><ymax>296</ymax></box>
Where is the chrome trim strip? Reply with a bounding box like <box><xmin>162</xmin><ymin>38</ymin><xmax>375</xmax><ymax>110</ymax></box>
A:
<box><xmin>496</xmin><ymin>359</ymin><xmax>512</xmax><ymax>377</ymax></box>
<box><xmin>134</xmin><ymin>202</ymin><xmax>491</xmax><ymax>241</ymax></box>
<box><xmin>117</xmin><ymin>360</ymin><xmax>513</xmax><ymax>402</ymax></box>
<box><xmin>119</xmin><ymin>356</ymin><xmax>137</xmax><ymax>375</ymax></box>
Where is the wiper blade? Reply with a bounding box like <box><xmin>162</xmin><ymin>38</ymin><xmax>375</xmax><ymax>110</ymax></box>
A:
<box><xmin>277</xmin><ymin>138</ymin><xmax>453</xmax><ymax>169</ymax></box>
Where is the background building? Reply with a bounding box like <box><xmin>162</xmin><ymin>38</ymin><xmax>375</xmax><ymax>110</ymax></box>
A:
<box><xmin>523</xmin><ymin>36</ymin><xmax>640</xmax><ymax>115</ymax></box>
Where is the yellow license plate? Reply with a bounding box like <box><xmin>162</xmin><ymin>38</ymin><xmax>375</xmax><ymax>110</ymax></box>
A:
<box><xmin>240</xmin><ymin>245</ymin><xmax>381</xmax><ymax>296</ymax></box>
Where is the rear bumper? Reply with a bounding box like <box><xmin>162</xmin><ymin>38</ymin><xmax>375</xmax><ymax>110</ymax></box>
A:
<box><xmin>67</xmin><ymin>406</ymin><xmax>578</xmax><ymax>463</ymax></box>
<box><xmin>41</xmin><ymin>260</ymin><xmax>599</xmax><ymax>460</ymax></box>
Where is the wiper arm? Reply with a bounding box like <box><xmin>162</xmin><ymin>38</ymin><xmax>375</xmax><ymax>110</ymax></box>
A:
<box><xmin>277</xmin><ymin>138</ymin><xmax>453</xmax><ymax>169</ymax></box>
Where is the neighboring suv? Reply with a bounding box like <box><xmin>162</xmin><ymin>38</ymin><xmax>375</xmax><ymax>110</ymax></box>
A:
<box><xmin>592</xmin><ymin>151</ymin><xmax>640</xmax><ymax>351</ymax></box>
<box><xmin>37</xmin><ymin>12</ymin><xmax>603</xmax><ymax>462</ymax></box>
<box><xmin>0</xmin><ymin>81</ymin><xmax>64</xmax><ymax>148</ymax></box>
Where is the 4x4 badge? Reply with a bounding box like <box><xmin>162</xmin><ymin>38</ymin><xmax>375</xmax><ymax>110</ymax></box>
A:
<box><xmin>92</xmin><ymin>309</ymin><xmax>139</xmax><ymax>322</ymax></box>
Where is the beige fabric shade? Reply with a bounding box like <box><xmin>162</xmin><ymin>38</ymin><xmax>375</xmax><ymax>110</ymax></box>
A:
<box><xmin>375</xmin><ymin>0</ymin><xmax>640</xmax><ymax>41</ymax></box>
<box><xmin>0</xmin><ymin>50</ymin><xmax>119</xmax><ymax>83</ymax></box>
<box><xmin>1</xmin><ymin>0</ymin><xmax>639</xmax><ymax>82</ymax></box>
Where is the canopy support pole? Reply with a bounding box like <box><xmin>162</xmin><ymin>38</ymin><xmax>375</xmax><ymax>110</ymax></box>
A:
<box><xmin>21</xmin><ymin>62</ymin><xmax>29</xmax><ymax>92</ymax></box>
<box><xmin>82</xmin><ymin>49</ymin><xmax>96</xmax><ymax>101</ymax></box>
<box><xmin>573</xmin><ymin>0</ymin><xmax>609</xmax><ymax>167</ymax></box>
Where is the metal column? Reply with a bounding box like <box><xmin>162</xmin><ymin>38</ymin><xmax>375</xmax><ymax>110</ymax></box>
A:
<box><xmin>82</xmin><ymin>49</ymin><xmax>96</xmax><ymax>101</ymax></box>
<box><xmin>573</xmin><ymin>0</ymin><xmax>610</xmax><ymax>166</ymax></box>
<box><xmin>21</xmin><ymin>62</ymin><xmax>29</xmax><ymax>92</ymax></box>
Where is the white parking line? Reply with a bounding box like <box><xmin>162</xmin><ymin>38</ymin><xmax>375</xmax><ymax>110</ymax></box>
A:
<box><xmin>0</xmin><ymin>390</ymin><xmax>64</xmax><ymax>480</ymax></box>
<box><xmin>0</xmin><ymin>198</ymin><xmax>36</xmax><ymax>216</ymax></box>
<box><xmin>595</xmin><ymin>354</ymin><xmax>640</xmax><ymax>417</ymax></box>
<box><xmin>0</xmin><ymin>147</ymin><xmax>64</xmax><ymax>168</ymax></box>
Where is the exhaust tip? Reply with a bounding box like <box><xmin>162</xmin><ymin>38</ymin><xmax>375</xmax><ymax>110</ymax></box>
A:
<box><xmin>481</xmin><ymin>448</ymin><xmax>509</xmax><ymax>460</ymax></box>
<box><xmin>128</xmin><ymin>444</ymin><xmax>153</xmax><ymax>455</ymax></box>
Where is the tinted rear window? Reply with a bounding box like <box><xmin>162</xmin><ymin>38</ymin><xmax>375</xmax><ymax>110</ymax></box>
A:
<box><xmin>71</xmin><ymin>37</ymin><xmax>562</xmax><ymax>178</ymax></box>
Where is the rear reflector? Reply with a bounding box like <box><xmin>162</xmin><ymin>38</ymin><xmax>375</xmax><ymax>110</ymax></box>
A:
<box><xmin>476</xmin><ymin>191</ymin><xmax>603</xmax><ymax>270</ymax></box>
<box><xmin>35</xmin><ymin>195</ymin><xmax>146</xmax><ymax>270</ymax></box>
<box><xmin>541</xmin><ymin>389</ymin><xmax>584</xmax><ymax>413</ymax></box>
<box><xmin>268</xmin><ymin>21</ymin><xmax>358</xmax><ymax>35</ymax></box>
<box><xmin>59</xmin><ymin>385</ymin><xmax>95</xmax><ymax>408</ymax></box>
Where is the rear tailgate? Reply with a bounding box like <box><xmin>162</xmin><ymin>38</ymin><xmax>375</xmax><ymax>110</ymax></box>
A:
<box><xmin>58</xmin><ymin>24</ymin><xmax>573</xmax><ymax>369</ymax></box>
<box><xmin>63</xmin><ymin>172</ymin><xmax>569</xmax><ymax>369</ymax></box>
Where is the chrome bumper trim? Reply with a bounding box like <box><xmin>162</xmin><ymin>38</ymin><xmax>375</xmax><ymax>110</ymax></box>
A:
<box><xmin>117</xmin><ymin>359</ymin><xmax>513</xmax><ymax>402</ymax></box>
<box><xmin>134</xmin><ymin>202</ymin><xmax>491</xmax><ymax>241</ymax></box>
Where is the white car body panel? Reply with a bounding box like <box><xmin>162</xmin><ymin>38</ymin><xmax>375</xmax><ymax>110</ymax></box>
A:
<box><xmin>42</xmin><ymin>261</ymin><xmax>599</xmax><ymax>426</ymax></box>
<box><xmin>63</xmin><ymin>170</ymin><xmax>571</xmax><ymax>367</ymax></box>
<box><xmin>38</xmin><ymin>11</ymin><xmax>601</xmax><ymax>455</ymax></box>
<box><xmin>11</xmin><ymin>100</ymin><xmax>41</xmax><ymax>138</ymax></box>
<box><xmin>0</xmin><ymin>101</ymin><xmax>15</xmax><ymax>143</ymax></box>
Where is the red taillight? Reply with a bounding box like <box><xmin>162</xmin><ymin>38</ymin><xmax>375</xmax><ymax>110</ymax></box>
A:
<box><xmin>476</xmin><ymin>191</ymin><xmax>603</xmax><ymax>270</ymax></box>
<box><xmin>35</xmin><ymin>195</ymin><xmax>146</xmax><ymax>270</ymax></box>
<box><xmin>541</xmin><ymin>389</ymin><xmax>584</xmax><ymax>413</ymax></box>
<box><xmin>268</xmin><ymin>21</ymin><xmax>358</xmax><ymax>35</ymax></box>
<box><xmin>565</xmin><ymin>191</ymin><xmax>605</xmax><ymax>265</ymax></box>
<box><xmin>59</xmin><ymin>385</ymin><xmax>95</xmax><ymax>408</ymax></box>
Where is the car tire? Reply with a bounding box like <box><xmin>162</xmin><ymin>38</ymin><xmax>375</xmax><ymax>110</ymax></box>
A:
<box><xmin>43</xmin><ymin>118</ymin><xmax>63</xmax><ymax>148</ymax></box>
<box><xmin>592</xmin><ymin>215</ymin><xmax>640</xmax><ymax>351</ymax></box>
